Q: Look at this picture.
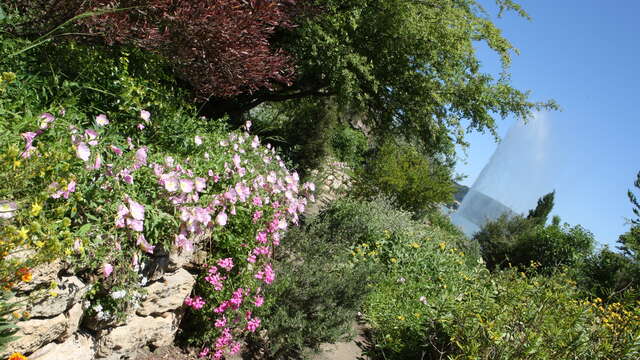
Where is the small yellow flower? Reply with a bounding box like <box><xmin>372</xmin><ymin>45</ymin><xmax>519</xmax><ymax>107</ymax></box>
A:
<box><xmin>409</xmin><ymin>242</ymin><xmax>421</xmax><ymax>249</ymax></box>
<box><xmin>397</xmin><ymin>315</ymin><xmax>405</xmax><ymax>321</ymax></box>
<box><xmin>438</xmin><ymin>242</ymin><xmax>446</xmax><ymax>250</ymax></box>
<box><xmin>16</xmin><ymin>227</ymin><xmax>29</xmax><ymax>241</ymax></box>
<box><xmin>49</xmin><ymin>290</ymin><xmax>58</xmax><ymax>297</ymax></box>
<box><xmin>390</xmin><ymin>258</ymin><xmax>397</xmax><ymax>263</ymax></box>
<box><xmin>13</xmin><ymin>160</ymin><xmax>21</xmax><ymax>169</ymax></box>
<box><xmin>21</xmin><ymin>272</ymin><xmax>32</xmax><ymax>283</ymax></box>
<box><xmin>30</xmin><ymin>202</ymin><xmax>42</xmax><ymax>217</ymax></box>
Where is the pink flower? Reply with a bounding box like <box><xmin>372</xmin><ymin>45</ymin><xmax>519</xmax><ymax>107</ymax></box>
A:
<box><xmin>254</xmin><ymin>295</ymin><xmax>264</xmax><ymax>307</ymax></box>
<box><xmin>198</xmin><ymin>347</ymin><xmax>210</xmax><ymax>358</ymax></box>
<box><xmin>91</xmin><ymin>154</ymin><xmax>102</xmax><ymax>170</ymax></box>
<box><xmin>256</xmin><ymin>231</ymin><xmax>268</xmax><ymax>244</ymax></box>
<box><xmin>215</xmin><ymin>317</ymin><xmax>227</xmax><ymax>328</ymax></box>
<box><xmin>140</xmin><ymin>110</ymin><xmax>151</xmax><ymax>123</ymax></box>
<box><xmin>247</xmin><ymin>254</ymin><xmax>257</xmax><ymax>263</ymax></box>
<box><xmin>136</xmin><ymin>234</ymin><xmax>155</xmax><ymax>254</ymax></box>
<box><xmin>229</xmin><ymin>342</ymin><xmax>242</xmax><ymax>355</ymax></box>
<box><xmin>246</xmin><ymin>317</ymin><xmax>261</xmax><ymax>332</ymax></box>
<box><xmin>251</xmin><ymin>135</ymin><xmax>260</xmax><ymax>149</ymax></box>
<box><xmin>103</xmin><ymin>263</ymin><xmax>113</xmax><ymax>278</ymax></box>
<box><xmin>96</xmin><ymin>114</ymin><xmax>109</xmax><ymax>126</ymax></box>
<box><xmin>255</xmin><ymin>264</ymin><xmax>275</xmax><ymax>284</ymax></box>
<box><xmin>76</xmin><ymin>142</ymin><xmax>91</xmax><ymax>161</ymax></box>
<box><xmin>109</xmin><ymin>145</ymin><xmax>123</xmax><ymax>156</ymax></box>
<box><xmin>137</xmin><ymin>123</ymin><xmax>145</xmax><ymax>130</ymax></box>
<box><xmin>217</xmin><ymin>258</ymin><xmax>234</xmax><ymax>272</ymax></box>
<box><xmin>194</xmin><ymin>136</ymin><xmax>203</xmax><ymax>145</ymax></box>
<box><xmin>39</xmin><ymin>113</ymin><xmax>55</xmax><ymax>129</ymax></box>
<box><xmin>128</xmin><ymin>219</ymin><xmax>144</xmax><ymax>232</ymax></box>
<box><xmin>135</xmin><ymin>147</ymin><xmax>147</xmax><ymax>168</ymax></box>
<box><xmin>162</xmin><ymin>175</ymin><xmax>179</xmax><ymax>192</ymax></box>
<box><xmin>127</xmin><ymin>198</ymin><xmax>145</xmax><ymax>221</ymax></box>
<box><xmin>179</xmin><ymin>179</ymin><xmax>194</xmax><ymax>193</ymax></box>
<box><xmin>216</xmin><ymin>211</ymin><xmax>228</xmax><ymax>226</ymax></box>
<box><xmin>244</xmin><ymin>120</ymin><xmax>252</xmax><ymax>131</ymax></box>
<box><xmin>195</xmin><ymin>177</ymin><xmax>206</xmax><ymax>192</ymax></box>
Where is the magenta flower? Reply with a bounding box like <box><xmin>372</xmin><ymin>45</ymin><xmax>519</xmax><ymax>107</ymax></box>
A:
<box><xmin>76</xmin><ymin>142</ymin><xmax>91</xmax><ymax>161</ymax></box>
<box><xmin>217</xmin><ymin>258</ymin><xmax>234</xmax><ymax>272</ymax></box>
<box><xmin>254</xmin><ymin>295</ymin><xmax>264</xmax><ymax>307</ymax></box>
<box><xmin>246</xmin><ymin>317</ymin><xmax>261</xmax><ymax>332</ymax></box>
<box><xmin>198</xmin><ymin>347</ymin><xmax>210</xmax><ymax>358</ymax></box>
<box><xmin>256</xmin><ymin>231</ymin><xmax>267</xmax><ymax>244</ymax></box>
<box><xmin>214</xmin><ymin>317</ymin><xmax>227</xmax><ymax>328</ymax></box>
<box><xmin>103</xmin><ymin>263</ymin><xmax>113</xmax><ymax>278</ymax></box>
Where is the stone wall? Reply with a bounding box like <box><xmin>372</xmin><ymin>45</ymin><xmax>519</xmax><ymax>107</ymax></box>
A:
<box><xmin>2</xmin><ymin>247</ymin><xmax>202</xmax><ymax>360</ymax></box>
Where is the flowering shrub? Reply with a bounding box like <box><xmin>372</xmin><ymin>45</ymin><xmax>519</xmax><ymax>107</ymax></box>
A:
<box><xmin>0</xmin><ymin>100</ymin><xmax>313</xmax><ymax>354</ymax></box>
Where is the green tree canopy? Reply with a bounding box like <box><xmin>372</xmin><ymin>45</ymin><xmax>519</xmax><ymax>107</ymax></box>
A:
<box><xmin>619</xmin><ymin>171</ymin><xmax>640</xmax><ymax>261</ymax></box>
<box><xmin>253</xmin><ymin>0</ymin><xmax>558</xmax><ymax>163</ymax></box>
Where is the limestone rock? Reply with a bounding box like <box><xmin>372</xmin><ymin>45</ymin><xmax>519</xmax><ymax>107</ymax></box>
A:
<box><xmin>95</xmin><ymin>314</ymin><xmax>176</xmax><ymax>359</ymax></box>
<box><xmin>30</xmin><ymin>333</ymin><xmax>94</xmax><ymax>360</ymax></box>
<box><xmin>64</xmin><ymin>302</ymin><xmax>84</xmax><ymax>339</ymax></box>
<box><xmin>27</xmin><ymin>276</ymin><xmax>87</xmax><ymax>318</ymax></box>
<box><xmin>2</xmin><ymin>313</ymin><xmax>67</xmax><ymax>357</ymax></box>
<box><xmin>137</xmin><ymin>268</ymin><xmax>195</xmax><ymax>316</ymax></box>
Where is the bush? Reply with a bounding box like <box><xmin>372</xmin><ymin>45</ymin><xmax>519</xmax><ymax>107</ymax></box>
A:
<box><xmin>577</xmin><ymin>247</ymin><xmax>640</xmax><ymax>302</ymax></box>
<box><xmin>356</xmin><ymin>140</ymin><xmax>455</xmax><ymax>215</ymax></box>
<box><xmin>475</xmin><ymin>213</ymin><xmax>595</xmax><ymax>272</ymax></box>
<box><xmin>248</xmin><ymin>218</ymin><xmax>381</xmax><ymax>359</ymax></box>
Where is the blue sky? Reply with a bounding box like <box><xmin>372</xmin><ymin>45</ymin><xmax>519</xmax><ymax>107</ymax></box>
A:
<box><xmin>455</xmin><ymin>1</ymin><xmax>640</xmax><ymax>247</ymax></box>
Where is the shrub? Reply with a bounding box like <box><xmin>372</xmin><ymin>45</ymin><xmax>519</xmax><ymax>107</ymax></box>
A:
<box><xmin>247</xmin><ymin>219</ymin><xmax>381</xmax><ymax>359</ymax></box>
<box><xmin>356</xmin><ymin>140</ymin><xmax>455</xmax><ymax>215</ymax></box>
<box><xmin>475</xmin><ymin>213</ymin><xmax>595</xmax><ymax>272</ymax></box>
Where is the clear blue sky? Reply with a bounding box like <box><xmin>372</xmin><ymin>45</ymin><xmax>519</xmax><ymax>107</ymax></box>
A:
<box><xmin>455</xmin><ymin>1</ymin><xmax>640</xmax><ymax>247</ymax></box>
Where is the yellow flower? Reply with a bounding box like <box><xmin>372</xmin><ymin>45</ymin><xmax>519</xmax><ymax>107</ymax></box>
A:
<box><xmin>30</xmin><ymin>202</ymin><xmax>42</xmax><ymax>217</ymax></box>
<box><xmin>409</xmin><ymin>242</ymin><xmax>421</xmax><ymax>249</ymax></box>
<box><xmin>8</xmin><ymin>353</ymin><xmax>28</xmax><ymax>360</ymax></box>
<box><xmin>438</xmin><ymin>242</ymin><xmax>446</xmax><ymax>250</ymax></box>
<box><xmin>397</xmin><ymin>315</ymin><xmax>405</xmax><ymax>321</ymax></box>
<box><xmin>13</xmin><ymin>160</ymin><xmax>21</xmax><ymax>169</ymax></box>
<box><xmin>49</xmin><ymin>290</ymin><xmax>58</xmax><ymax>297</ymax></box>
<box><xmin>390</xmin><ymin>258</ymin><xmax>397</xmax><ymax>263</ymax></box>
<box><xmin>16</xmin><ymin>227</ymin><xmax>29</xmax><ymax>241</ymax></box>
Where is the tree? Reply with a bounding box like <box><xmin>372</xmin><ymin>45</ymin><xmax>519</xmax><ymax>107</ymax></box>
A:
<box><xmin>527</xmin><ymin>190</ymin><xmax>555</xmax><ymax>226</ymax></box>
<box><xmin>245</xmin><ymin>0</ymin><xmax>557</xmax><ymax>163</ymax></box>
<box><xmin>619</xmin><ymin>171</ymin><xmax>640</xmax><ymax>261</ymax></box>
<box><xmin>4</xmin><ymin>0</ymin><xmax>299</xmax><ymax>99</ymax></box>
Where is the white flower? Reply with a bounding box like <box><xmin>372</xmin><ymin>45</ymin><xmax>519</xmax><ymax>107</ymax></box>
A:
<box><xmin>110</xmin><ymin>290</ymin><xmax>127</xmax><ymax>299</ymax></box>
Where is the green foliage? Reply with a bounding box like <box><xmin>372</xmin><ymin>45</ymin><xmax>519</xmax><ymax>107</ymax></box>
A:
<box><xmin>619</xmin><ymin>171</ymin><xmax>640</xmax><ymax>261</ymax></box>
<box><xmin>578</xmin><ymin>247</ymin><xmax>639</xmax><ymax>302</ymax></box>
<box><xmin>280</xmin><ymin>0</ymin><xmax>558</xmax><ymax>163</ymax></box>
<box><xmin>475</xmin><ymin>213</ymin><xmax>595</xmax><ymax>272</ymax></box>
<box><xmin>329</xmin><ymin>124</ymin><xmax>368</xmax><ymax>167</ymax></box>
<box><xmin>527</xmin><ymin>190</ymin><xmax>555</xmax><ymax>226</ymax></box>
<box><xmin>356</xmin><ymin>141</ymin><xmax>455</xmax><ymax>214</ymax></box>
<box><xmin>249</xmin><ymin>217</ymin><xmax>382</xmax><ymax>359</ymax></box>
<box><xmin>0</xmin><ymin>292</ymin><xmax>18</xmax><ymax>352</ymax></box>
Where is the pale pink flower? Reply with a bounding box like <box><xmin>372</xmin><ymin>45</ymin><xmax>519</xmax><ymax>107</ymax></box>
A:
<box><xmin>96</xmin><ymin>114</ymin><xmax>109</xmax><ymax>126</ymax></box>
<box><xmin>103</xmin><ymin>263</ymin><xmax>113</xmax><ymax>278</ymax></box>
<box><xmin>92</xmin><ymin>154</ymin><xmax>102</xmax><ymax>170</ymax></box>
<box><xmin>128</xmin><ymin>219</ymin><xmax>144</xmax><ymax>232</ymax></box>
<box><xmin>39</xmin><ymin>113</ymin><xmax>55</xmax><ymax>129</ymax></box>
<box><xmin>76</xmin><ymin>142</ymin><xmax>91</xmax><ymax>161</ymax></box>
<box><xmin>244</xmin><ymin>120</ymin><xmax>252</xmax><ymax>131</ymax></box>
<box><xmin>134</xmin><ymin>147</ymin><xmax>147</xmax><ymax>167</ymax></box>
<box><xmin>140</xmin><ymin>110</ymin><xmax>151</xmax><ymax>123</ymax></box>
<box><xmin>194</xmin><ymin>136</ymin><xmax>203</xmax><ymax>145</ymax></box>
<box><xmin>137</xmin><ymin>123</ymin><xmax>145</xmax><ymax>130</ymax></box>
<box><xmin>179</xmin><ymin>179</ymin><xmax>194</xmax><ymax>193</ymax></box>
<box><xmin>195</xmin><ymin>177</ymin><xmax>206</xmax><ymax>192</ymax></box>
<box><xmin>136</xmin><ymin>234</ymin><xmax>155</xmax><ymax>254</ymax></box>
<box><xmin>127</xmin><ymin>198</ymin><xmax>145</xmax><ymax>220</ymax></box>
<box><xmin>162</xmin><ymin>175</ymin><xmax>179</xmax><ymax>192</ymax></box>
<box><xmin>215</xmin><ymin>211</ymin><xmax>228</xmax><ymax>226</ymax></box>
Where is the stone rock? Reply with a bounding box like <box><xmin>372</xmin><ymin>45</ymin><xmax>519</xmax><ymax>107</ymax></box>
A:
<box><xmin>137</xmin><ymin>269</ymin><xmax>195</xmax><ymax>316</ymax></box>
<box><xmin>30</xmin><ymin>333</ymin><xmax>94</xmax><ymax>360</ymax></box>
<box><xmin>26</xmin><ymin>276</ymin><xmax>87</xmax><ymax>318</ymax></box>
<box><xmin>64</xmin><ymin>302</ymin><xmax>84</xmax><ymax>339</ymax></box>
<box><xmin>95</xmin><ymin>314</ymin><xmax>176</xmax><ymax>359</ymax></box>
<box><xmin>2</xmin><ymin>313</ymin><xmax>67</xmax><ymax>357</ymax></box>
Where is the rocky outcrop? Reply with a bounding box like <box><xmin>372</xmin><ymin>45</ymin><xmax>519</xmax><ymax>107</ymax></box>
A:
<box><xmin>5</xmin><ymin>250</ymin><xmax>197</xmax><ymax>359</ymax></box>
